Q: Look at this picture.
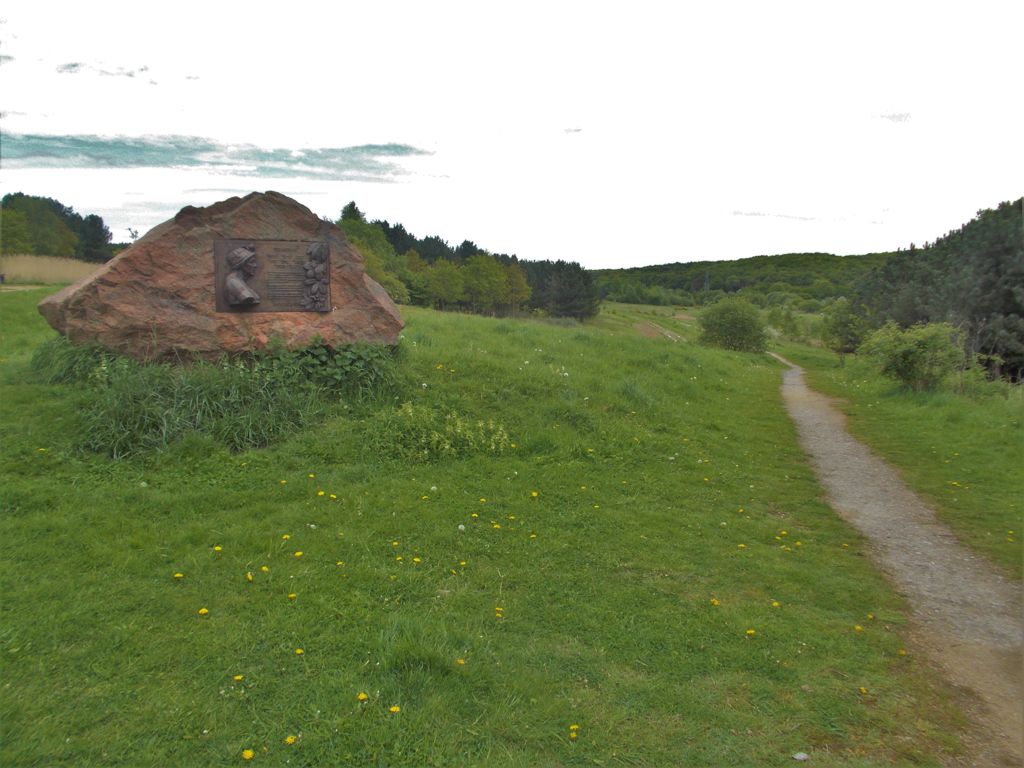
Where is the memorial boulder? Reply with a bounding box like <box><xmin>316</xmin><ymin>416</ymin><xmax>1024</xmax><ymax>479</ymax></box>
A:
<box><xmin>38</xmin><ymin>191</ymin><xmax>404</xmax><ymax>360</ymax></box>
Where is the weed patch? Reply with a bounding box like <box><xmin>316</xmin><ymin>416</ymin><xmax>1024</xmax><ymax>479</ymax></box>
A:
<box><xmin>365</xmin><ymin>402</ymin><xmax>512</xmax><ymax>462</ymax></box>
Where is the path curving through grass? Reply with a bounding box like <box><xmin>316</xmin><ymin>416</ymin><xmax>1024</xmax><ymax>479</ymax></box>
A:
<box><xmin>772</xmin><ymin>353</ymin><xmax>1023</xmax><ymax>766</ymax></box>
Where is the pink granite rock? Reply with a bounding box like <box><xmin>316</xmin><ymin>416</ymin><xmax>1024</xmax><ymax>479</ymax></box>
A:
<box><xmin>38</xmin><ymin>192</ymin><xmax>403</xmax><ymax>360</ymax></box>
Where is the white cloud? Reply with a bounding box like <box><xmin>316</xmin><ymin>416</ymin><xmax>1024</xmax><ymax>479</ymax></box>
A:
<box><xmin>1</xmin><ymin>1</ymin><xmax>1022</xmax><ymax>266</ymax></box>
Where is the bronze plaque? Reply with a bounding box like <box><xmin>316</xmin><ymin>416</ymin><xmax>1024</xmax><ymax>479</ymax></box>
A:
<box><xmin>215</xmin><ymin>239</ymin><xmax>330</xmax><ymax>313</ymax></box>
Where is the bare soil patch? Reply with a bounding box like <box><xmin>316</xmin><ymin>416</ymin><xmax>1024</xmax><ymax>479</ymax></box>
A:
<box><xmin>771</xmin><ymin>353</ymin><xmax>1022</xmax><ymax>766</ymax></box>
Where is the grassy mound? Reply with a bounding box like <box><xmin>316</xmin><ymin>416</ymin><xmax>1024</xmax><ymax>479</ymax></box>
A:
<box><xmin>0</xmin><ymin>292</ymin><xmax>965</xmax><ymax>766</ymax></box>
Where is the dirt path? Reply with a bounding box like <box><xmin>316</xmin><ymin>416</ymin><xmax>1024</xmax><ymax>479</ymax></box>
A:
<box><xmin>771</xmin><ymin>354</ymin><xmax>1023</xmax><ymax>767</ymax></box>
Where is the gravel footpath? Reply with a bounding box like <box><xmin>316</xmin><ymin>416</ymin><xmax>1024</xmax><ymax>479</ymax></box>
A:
<box><xmin>772</xmin><ymin>354</ymin><xmax>1022</xmax><ymax>767</ymax></box>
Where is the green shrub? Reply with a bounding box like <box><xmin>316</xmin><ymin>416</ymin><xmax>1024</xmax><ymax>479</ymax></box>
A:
<box><xmin>266</xmin><ymin>340</ymin><xmax>400</xmax><ymax>399</ymax></box>
<box><xmin>365</xmin><ymin>402</ymin><xmax>512</xmax><ymax>462</ymax></box>
<box><xmin>698</xmin><ymin>297</ymin><xmax>767</xmax><ymax>352</ymax></box>
<box><xmin>859</xmin><ymin>322</ymin><xmax>966</xmax><ymax>390</ymax></box>
<box><xmin>820</xmin><ymin>297</ymin><xmax>867</xmax><ymax>364</ymax></box>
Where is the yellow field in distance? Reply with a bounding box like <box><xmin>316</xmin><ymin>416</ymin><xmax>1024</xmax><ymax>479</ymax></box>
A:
<box><xmin>0</xmin><ymin>254</ymin><xmax>100</xmax><ymax>285</ymax></box>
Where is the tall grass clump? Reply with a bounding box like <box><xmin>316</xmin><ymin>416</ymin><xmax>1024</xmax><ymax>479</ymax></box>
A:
<box><xmin>28</xmin><ymin>337</ymin><xmax>399</xmax><ymax>456</ymax></box>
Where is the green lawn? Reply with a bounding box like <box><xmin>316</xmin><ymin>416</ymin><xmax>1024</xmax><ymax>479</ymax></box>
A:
<box><xmin>0</xmin><ymin>292</ymin><xmax>965</xmax><ymax>766</ymax></box>
<box><xmin>776</xmin><ymin>341</ymin><xmax>1023</xmax><ymax>579</ymax></box>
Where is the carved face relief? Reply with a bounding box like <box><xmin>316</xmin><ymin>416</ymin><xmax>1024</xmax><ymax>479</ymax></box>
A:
<box><xmin>215</xmin><ymin>239</ymin><xmax>331</xmax><ymax>313</ymax></box>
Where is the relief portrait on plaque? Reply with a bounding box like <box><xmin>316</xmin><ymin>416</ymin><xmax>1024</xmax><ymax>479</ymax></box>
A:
<box><xmin>224</xmin><ymin>245</ymin><xmax>261</xmax><ymax>307</ymax></box>
<box><xmin>215</xmin><ymin>238</ymin><xmax>330</xmax><ymax>313</ymax></box>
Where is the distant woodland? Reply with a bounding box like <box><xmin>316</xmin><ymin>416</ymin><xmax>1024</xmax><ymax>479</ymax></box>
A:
<box><xmin>1</xmin><ymin>193</ymin><xmax>115</xmax><ymax>263</ymax></box>
<box><xmin>594</xmin><ymin>252</ymin><xmax>891</xmax><ymax>310</ymax></box>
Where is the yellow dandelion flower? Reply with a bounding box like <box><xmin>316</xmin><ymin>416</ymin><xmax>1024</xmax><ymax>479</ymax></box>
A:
<box><xmin>745</xmin><ymin>628</ymin><xmax>756</xmax><ymax>636</ymax></box>
<box><xmin>492</xmin><ymin>523</ymin><xmax>501</xmax><ymax>529</ymax></box>
<box><xmin>389</xmin><ymin>705</ymin><xmax>401</xmax><ymax>713</ymax></box>
<box><xmin>771</xmin><ymin>601</ymin><xmax>780</xmax><ymax>608</ymax></box>
<box><xmin>779</xmin><ymin>530</ymin><xmax>788</xmax><ymax>536</ymax></box>
<box><xmin>242</xmin><ymin>748</ymin><xmax>255</xmax><ymax>760</ymax></box>
<box><xmin>279</xmin><ymin>480</ymin><xmax>287</xmax><ymax>485</ymax></box>
<box><xmin>317</xmin><ymin>491</ymin><xmax>325</xmax><ymax>497</ymax></box>
<box><xmin>531</xmin><ymin>490</ymin><xmax>539</xmax><ymax>497</ymax></box>
<box><xmin>295</xmin><ymin>648</ymin><xmax>304</xmax><ymax>655</ymax></box>
<box><xmin>459</xmin><ymin>560</ymin><xmax>467</xmax><ymax>566</ymax></box>
<box><xmin>593</xmin><ymin>504</ymin><xmax>600</xmax><ymax>509</ymax></box>
<box><xmin>198</xmin><ymin>607</ymin><xmax>209</xmax><ymax>616</ymax></box>
<box><xmin>456</xmin><ymin>658</ymin><xmax>466</xmax><ymax>665</ymax></box>
<box><xmin>859</xmin><ymin>686</ymin><xmax>868</xmax><ymax>695</ymax></box>
<box><xmin>479</xmin><ymin>498</ymin><xmax>487</xmax><ymax>503</ymax></box>
<box><xmin>421</xmin><ymin>495</ymin><xmax>429</xmax><ymax>500</ymax></box>
<box><xmin>357</xmin><ymin>691</ymin><xmax>368</xmax><ymax>702</ymax></box>
<box><xmin>737</xmin><ymin>543</ymin><xmax>747</xmax><ymax>549</ymax></box>
<box><xmin>329</xmin><ymin>494</ymin><xmax>337</xmax><ymax>500</ymax></box>
<box><xmin>854</xmin><ymin>625</ymin><xmax>863</xmax><ymax>632</ymax></box>
<box><xmin>710</xmin><ymin>598</ymin><xmax>721</xmax><ymax>606</ymax></box>
<box><xmin>867</xmin><ymin>613</ymin><xmax>875</xmax><ymax>620</ymax></box>
<box><xmin>293</xmin><ymin>551</ymin><xmax>303</xmax><ymax>558</ymax></box>
<box><xmin>794</xmin><ymin>541</ymin><xmax>802</xmax><ymax>547</ymax></box>
<box><xmin>260</xmin><ymin>565</ymin><xmax>270</xmax><ymax>573</ymax></box>
<box><xmin>233</xmin><ymin>674</ymin><xmax>244</xmax><ymax>681</ymax></box>
<box><xmin>569</xmin><ymin>724</ymin><xmax>580</xmax><ymax>731</ymax></box>
<box><xmin>529</xmin><ymin>533</ymin><xmax>537</xmax><ymax>539</ymax></box>
<box><xmin>396</xmin><ymin>555</ymin><xmax>403</xmax><ymax>562</ymax></box>
<box><xmin>336</xmin><ymin>561</ymin><xmax>344</xmax><ymax>567</ymax></box>
<box><xmin>412</xmin><ymin>557</ymin><xmax>422</xmax><ymax>564</ymax></box>
<box><xmin>569</xmin><ymin>732</ymin><xmax>578</xmax><ymax>741</ymax></box>
<box><xmin>284</xmin><ymin>735</ymin><xmax>297</xmax><ymax>745</ymax></box>
<box><xmin>246</xmin><ymin>572</ymin><xmax>253</xmax><ymax>582</ymax></box>
<box><xmin>173</xmin><ymin>572</ymin><xmax>184</xmax><ymax>579</ymax></box>
<box><xmin>898</xmin><ymin>648</ymin><xmax>908</xmax><ymax>656</ymax></box>
<box><xmin>213</xmin><ymin>545</ymin><xmax>223</xmax><ymax>552</ymax></box>
<box><xmin>392</xmin><ymin>540</ymin><xmax>399</xmax><ymax>547</ymax></box>
<box><xmin>288</xmin><ymin>593</ymin><xmax>297</xmax><ymax>600</ymax></box>
<box><xmin>842</xmin><ymin>543</ymin><xmax>849</xmax><ymax>548</ymax></box>
<box><xmin>308</xmin><ymin>473</ymin><xmax>315</xmax><ymax>478</ymax></box>
<box><xmin>471</xmin><ymin>512</ymin><xmax>479</xmax><ymax>519</ymax></box>
<box><xmin>282</xmin><ymin>534</ymin><xmax>290</xmax><ymax>540</ymax></box>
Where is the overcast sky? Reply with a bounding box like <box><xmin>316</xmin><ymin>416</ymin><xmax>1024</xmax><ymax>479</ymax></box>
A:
<box><xmin>1</xmin><ymin>1</ymin><xmax>1021</xmax><ymax>268</ymax></box>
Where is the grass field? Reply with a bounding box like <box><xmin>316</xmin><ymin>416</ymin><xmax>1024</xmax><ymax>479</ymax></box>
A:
<box><xmin>776</xmin><ymin>342</ymin><xmax>1023</xmax><ymax>579</ymax></box>
<box><xmin>0</xmin><ymin>254</ymin><xmax>101</xmax><ymax>285</ymax></box>
<box><xmin>0</xmin><ymin>291</ymin><xmax>974</xmax><ymax>766</ymax></box>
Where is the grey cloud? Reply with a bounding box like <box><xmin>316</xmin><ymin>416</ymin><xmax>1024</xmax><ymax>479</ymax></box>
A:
<box><xmin>3</xmin><ymin>133</ymin><xmax>432</xmax><ymax>183</ymax></box>
<box><xmin>732</xmin><ymin>210</ymin><xmax>816</xmax><ymax>222</ymax></box>
<box><xmin>881</xmin><ymin>113</ymin><xmax>911</xmax><ymax>123</ymax></box>
<box><xmin>57</xmin><ymin>62</ymin><xmax>150</xmax><ymax>78</ymax></box>
<box><xmin>0</xmin><ymin>54</ymin><xmax>13</xmax><ymax>65</ymax></box>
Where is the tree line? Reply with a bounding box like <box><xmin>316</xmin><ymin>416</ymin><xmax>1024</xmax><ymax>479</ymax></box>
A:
<box><xmin>853</xmin><ymin>199</ymin><xmax>1023</xmax><ymax>379</ymax></box>
<box><xmin>593</xmin><ymin>251</ymin><xmax>891</xmax><ymax>310</ymax></box>
<box><xmin>1</xmin><ymin>193</ymin><xmax>115</xmax><ymax>262</ymax></box>
<box><xmin>338</xmin><ymin>202</ymin><xmax>599</xmax><ymax>319</ymax></box>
